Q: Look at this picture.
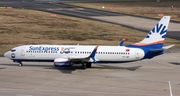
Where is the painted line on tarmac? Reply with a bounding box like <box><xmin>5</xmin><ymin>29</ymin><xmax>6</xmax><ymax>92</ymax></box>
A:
<box><xmin>73</xmin><ymin>68</ymin><xmax>114</xmax><ymax>73</ymax></box>
<box><xmin>0</xmin><ymin>87</ymin><xmax>166</xmax><ymax>96</ymax></box>
<box><xmin>86</xmin><ymin>68</ymin><xmax>98</xmax><ymax>71</ymax></box>
<box><xmin>102</xmin><ymin>69</ymin><xmax>114</xmax><ymax>71</ymax></box>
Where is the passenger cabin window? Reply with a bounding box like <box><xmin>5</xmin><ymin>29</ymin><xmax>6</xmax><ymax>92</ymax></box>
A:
<box><xmin>11</xmin><ymin>49</ymin><xmax>16</xmax><ymax>52</ymax></box>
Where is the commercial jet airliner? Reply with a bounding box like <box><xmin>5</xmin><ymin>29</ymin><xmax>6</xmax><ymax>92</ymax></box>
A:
<box><xmin>4</xmin><ymin>16</ymin><xmax>174</xmax><ymax>69</ymax></box>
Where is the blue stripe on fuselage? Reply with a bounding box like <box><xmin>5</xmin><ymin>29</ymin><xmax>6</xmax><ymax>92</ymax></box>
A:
<box><xmin>127</xmin><ymin>43</ymin><xmax>164</xmax><ymax>59</ymax></box>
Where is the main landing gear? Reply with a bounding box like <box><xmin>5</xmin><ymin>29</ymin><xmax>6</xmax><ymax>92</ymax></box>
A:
<box><xmin>86</xmin><ymin>62</ymin><xmax>92</xmax><ymax>68</ymax></box>
<box><xmin>81</xmin><ymin>62</ymin><xmax>92</xmax><ymax>69</ymax></box>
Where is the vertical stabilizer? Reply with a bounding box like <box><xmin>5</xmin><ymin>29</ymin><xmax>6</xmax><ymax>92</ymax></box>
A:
<box><xmin>128</xmin><ymin>16</ymin><xmax>170</xmax><ymax>49</ymax></box>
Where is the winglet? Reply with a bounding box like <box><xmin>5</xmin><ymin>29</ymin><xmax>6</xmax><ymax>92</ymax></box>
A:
<box><xmin>119</xmin><ymin>37</ymin><xmax>126</xmax><ymax>46</ymax></box>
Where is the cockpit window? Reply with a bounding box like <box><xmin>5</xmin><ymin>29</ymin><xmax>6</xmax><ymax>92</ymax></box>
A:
<box><xmin>11</xmin><ymin>49</ymin><xmax>16</xmax><ymax>52</ymax></box>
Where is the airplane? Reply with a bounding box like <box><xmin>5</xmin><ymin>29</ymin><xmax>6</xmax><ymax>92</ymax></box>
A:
<box><xmin>4</xmin><ymin>16</ymin><xmax>174</xmax><ymax>69</ymax></box>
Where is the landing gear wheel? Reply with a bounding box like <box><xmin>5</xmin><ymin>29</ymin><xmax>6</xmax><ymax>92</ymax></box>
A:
<box><xmin>81</xmin><ymin>65</ymin><xmax>86</xmax><ymax>69</ymax></box>
<box><xmin>70</xmin><ymin>62</ymin><xmax>73</xmax><ymax>67</ymax></box>
<box><xmin>86</xmin><ymin>63</ymin><xmax>92</xmax><ymax>68</ymax></box>
<box><xmin>19</xmin><ymin>62</ymin><xmax>23</xmax><ymax>67</ymax></box>
<box><xmin>81</xmin><ymin>63</ymin><xmax>86</xmax><ymax>69</ymax></box>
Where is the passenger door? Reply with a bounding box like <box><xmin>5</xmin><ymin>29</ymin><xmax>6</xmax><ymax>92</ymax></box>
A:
<box><xmin>21</xmin><ymin>48</ymin><xmax>25</xmax><ymax>56</ymax></box>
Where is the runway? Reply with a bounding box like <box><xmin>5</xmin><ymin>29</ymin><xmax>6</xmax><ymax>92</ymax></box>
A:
<box><xmin>0</xmin><ymin>50</ymin><xmax>180</xmax><ymax>96</ymax></box>
<box><xmin>0</xmin><ymin>0</ymin><xmax>180</xmax><ymax>40</ymax></box>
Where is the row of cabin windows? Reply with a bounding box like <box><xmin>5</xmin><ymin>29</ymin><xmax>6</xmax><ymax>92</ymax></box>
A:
<box><xmin>75</xmin><ymin>51</ymin><xmax>130</xmax><ymax>55</ymax></box>
<box><xmin>26</xmin><ymin>51</ymin><xmax>130</xmax><ymax>55</ymax></box>
<box><xmin>26</xmin><ymin>51</ymin><xmax>58</xmax><ymax>53</ymax></box>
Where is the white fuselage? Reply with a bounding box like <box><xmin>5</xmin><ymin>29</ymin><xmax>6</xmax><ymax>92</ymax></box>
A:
<box><xmin>4</xmin><ymin>45</ymin><xmax>145</xmax><ymax>63</ymax></box>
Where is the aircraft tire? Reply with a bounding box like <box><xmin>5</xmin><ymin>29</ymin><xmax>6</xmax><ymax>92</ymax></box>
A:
<box><xmin>86</xmin><ymin>63</ymin><xmax>92</xmax><ymax>68</ymax></box>
<box><xmin>80</xmin><ymin>63</ymin><xmax>86</xmax><ymax>69</ymax></box>
<box><xmin>70</xmin><ymin>62</ymin><xmax>73</xmax><ymax>67</ymax></box>
<box><xmin>19</xmin><ymin>63</ymin><xmax>23</xmax><ymax>67</ymax></box>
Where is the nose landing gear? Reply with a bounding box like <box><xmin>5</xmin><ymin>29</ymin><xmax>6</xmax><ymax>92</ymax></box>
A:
<box><xmin>13</xmin><ymin>60</ymin><xmax>23</xmax><ymax>67</ymax></box>
<box><xmin>19</xmin><ymin>62</ymin><xmax>23</xmax><ymax>67</ymax></box>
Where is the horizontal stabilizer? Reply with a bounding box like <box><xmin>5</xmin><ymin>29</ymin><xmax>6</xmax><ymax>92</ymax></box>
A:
<box><xmin>162</xmin><ymin>44</ymin><xmax>174</xmax><ymax>50</ymax></box>
<box><xmin>149</xmin><ymin>45</ymin><xmax>174</xmax><ymax>52</ymax></box>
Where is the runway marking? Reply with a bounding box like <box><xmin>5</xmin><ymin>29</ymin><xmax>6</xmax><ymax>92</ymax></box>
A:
<box><xmin>72</xmin><ymin>70</ymin><xmax>78</xmax><ymax>73</ymax></box>
<box><xmin>102</xmin><ymin>69</ymin><xmax>114</xmax><ymax>71</ymax></box>
<box><xmin>73</xmin><ymin>68</ymin><xmax>115</xmax><ymax>72</ymax></box>
<box><xmin>72</xmin><ymin>68</ymin><xmax>115</xmax><ymax>73</ymax></box>
<box><xmin>16</xmin><ymin>94</ymin><xmax>33</xmax><ymax>96</ymax></box>
<box><xmin>0</xmin><ymin>87</ymin><xmax>168</xmax><ymax>96</ymax></box>
<box><xmin>86</xmin><ymin>68</ymin><xmax>98</xmax><ymax>71</ymax></box>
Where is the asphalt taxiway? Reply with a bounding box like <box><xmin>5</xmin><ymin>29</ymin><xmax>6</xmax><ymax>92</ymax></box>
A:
<box><xmin>0</xmin><ymin>50</ymin><xmax>180</xmax><ymax>96</ymax></box>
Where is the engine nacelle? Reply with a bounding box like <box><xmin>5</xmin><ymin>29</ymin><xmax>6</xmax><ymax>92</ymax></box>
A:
<box><xmin>54</xmin><ymin>58</ymin><xmax>71</xmax><ymax>67</ymax></box>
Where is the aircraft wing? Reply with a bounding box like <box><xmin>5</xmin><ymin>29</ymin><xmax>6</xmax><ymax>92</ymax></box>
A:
<box><xmin>68</xmin><ymin>56</ymin><xmax>89</xmax><ymax>61</ymax></box>
<box><xmin>68</xmin><ymin>46</ymin><xmax>99</xmax><ymax>62</ymax></box>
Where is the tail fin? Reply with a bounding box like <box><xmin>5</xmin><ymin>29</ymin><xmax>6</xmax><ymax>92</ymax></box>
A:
<box><xmin>127</xmin><ymin>16</ymin><xmax>170</xmax><ymax>49</ymax></box>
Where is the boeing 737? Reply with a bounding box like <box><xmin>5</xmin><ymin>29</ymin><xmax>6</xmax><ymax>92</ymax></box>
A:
<box><xmin>4</xmin><ymin>16</ymin><xmax>174</xmax><ymax>69</ymax></box>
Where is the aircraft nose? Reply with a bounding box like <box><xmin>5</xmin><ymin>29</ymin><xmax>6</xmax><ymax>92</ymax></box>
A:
<box><xmin>4</xmin><ymin>51</ymin><xmax>10</xmax><ymax>58</ymax></box>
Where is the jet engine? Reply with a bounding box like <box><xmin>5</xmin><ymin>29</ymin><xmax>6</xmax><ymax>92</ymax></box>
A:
<box><xmin>54</xmin><ymin>58</ymin><xmax>71</xmax><ymax>67</ymax></box>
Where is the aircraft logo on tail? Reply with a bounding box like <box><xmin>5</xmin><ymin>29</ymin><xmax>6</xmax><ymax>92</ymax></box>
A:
<box><xmin>140</xmin><ymin>16</ymin><xmax>170</xmax><ymax>44</ymax></box>
<box><xmin>146</xmin><ymin>23</ymin><xmax>167</xmax><ymax>39</ymax></box>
